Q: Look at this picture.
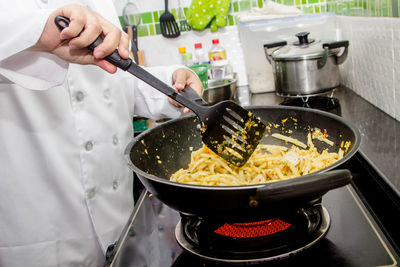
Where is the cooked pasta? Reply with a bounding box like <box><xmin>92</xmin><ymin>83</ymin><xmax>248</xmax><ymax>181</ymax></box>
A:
<box><xmin>170</xmin><ymin>135</ymin><xmax>348</xmax><ymax>186</ymax></box>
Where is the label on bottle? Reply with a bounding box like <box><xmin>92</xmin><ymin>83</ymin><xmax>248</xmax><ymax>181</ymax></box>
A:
<box><xmin>209</xmin><ymin>50</ymin><xmax>226</xmax><ymax>61</ymax></box>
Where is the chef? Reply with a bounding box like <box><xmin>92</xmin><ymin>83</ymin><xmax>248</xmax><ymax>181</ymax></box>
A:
<box><xmin>0</xmin><ymin>1</ymin><xmax>202</xmax><ymax>266</ymax></box>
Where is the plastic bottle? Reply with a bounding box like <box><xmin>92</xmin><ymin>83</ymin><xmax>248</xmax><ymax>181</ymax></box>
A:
<box><xmin>183</xmin><ymin>53</ymin><xmax>194</xmax><ymax>66</ymax></box>
<box><xmin>208</xmin><ymin>39</ymin><xmax>230</xmax><ymax>79</ymax></box>
<box><xmin>208</xmin><ymin>39</ymin><xmax>227</xmax><ymax>62</ymax></box>
<box><xmin>193</xmin><ymin>43</ymin><xmax>209</xmax><ymax>65</ymax></box>
<box><xmin>178</xmin><ymin>46</ymin><xmax>194</xmax><ymax>66</ymax></box>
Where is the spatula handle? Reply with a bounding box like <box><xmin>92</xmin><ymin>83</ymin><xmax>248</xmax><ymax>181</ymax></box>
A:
<box><xmin>125</xmin><ymin>62</ymin><xmax>207</xmax><ymax>112</ymax></box>
<box><xmin>54</xmin><ymin>16</ymin><xmax>206</xmax><ymax>114</ymax></box>
<box><xmin>54</xmin><ymin>16</ymin><xmax>132</xmax><ymax>71</ymax></box>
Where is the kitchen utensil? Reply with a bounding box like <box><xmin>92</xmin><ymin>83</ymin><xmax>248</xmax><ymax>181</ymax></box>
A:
<box><xmin>160</xmin><ymin>0</ymin><xmax>181</xmax><ymax>38</ymax></box>
<box><xmin>125</xmin><ymin>106</ymin><xmax>361</xmax><ymax>219</ymax></box>
<box><xmin>203</xmin><ymin>77</ymin><xmax>237</xmax><ymax>105</ymax></box>
<box><xmin>264</xmin><ymin>32</ymin><xmax>349</xmax><ymax>97</ymax></box>
<box><xmin>177</xmin><ymin>0</ymin><xmax>190</xmax><ymax>31</ymax></box>
<box><xmin>123</xmin><ymin>1</ymin><xmax>140</xmax><ymax>63</ymax></box>
<box><xmin>54</xmin><ymin>16</ymin><xmax>265</xmax><ymax>167</ymax></box>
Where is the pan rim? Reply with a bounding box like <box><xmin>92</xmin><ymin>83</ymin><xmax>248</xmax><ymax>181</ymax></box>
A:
<box><xmin>124</xmin><ymin>105</ymin><xmax>362</xmax><ymax>190</ymax></box>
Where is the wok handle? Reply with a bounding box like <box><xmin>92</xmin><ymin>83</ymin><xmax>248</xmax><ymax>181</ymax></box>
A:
<box><xmin>255</xmin><ymin>169</ymin><xmax>352</xmax><ymax>203</ymax></box>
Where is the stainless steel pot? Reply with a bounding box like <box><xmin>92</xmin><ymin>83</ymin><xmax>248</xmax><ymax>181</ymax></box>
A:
<box><xmin>202</xmin><ymin>77</ymin><xmax>237</xmax><ymax>104</ymax></box>
<box><xmin>264</xmin><ymin>32</ymin><xmax>349</xmax><ymax>97</ymax></box>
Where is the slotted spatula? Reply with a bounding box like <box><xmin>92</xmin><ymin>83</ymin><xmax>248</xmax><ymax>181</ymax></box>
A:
<box><xmin>159</xmin><ymin>0</ymin><xmax>180</xmax><ymax>38</ymax></box>
<box><xmin>55</xmin><ymin>16</ymin><xmax>265</xmax><ymax>166</ymax></box>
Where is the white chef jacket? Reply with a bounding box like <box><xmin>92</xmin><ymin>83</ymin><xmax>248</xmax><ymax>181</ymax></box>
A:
<box><xmin>0</xmin><ymin>1</ymin><xmax>183</xmax><ymax>266</ymax></box>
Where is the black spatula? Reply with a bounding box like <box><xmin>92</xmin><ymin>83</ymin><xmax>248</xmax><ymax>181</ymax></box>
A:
<box><xmin>55</xmin><ymin>16</ymin><xmax>265</xmax><ymax>166</ymax></box>
<box><xmin>159</xmin><ymin>0</ymin><xmax>180</xmax><ymax>38</ymax></box>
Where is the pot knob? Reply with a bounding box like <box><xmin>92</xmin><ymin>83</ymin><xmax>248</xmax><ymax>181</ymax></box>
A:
<box><xmin>294</xmin><ymin>32</ymin><xmax>315</xmax><ymax>46</ymax></box>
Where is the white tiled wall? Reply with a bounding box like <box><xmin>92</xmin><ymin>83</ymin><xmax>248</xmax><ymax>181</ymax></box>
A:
<box><xmin>337</xmin><ymin>16</ymin><xmax>399</xmax><ymax>121</ymax></box>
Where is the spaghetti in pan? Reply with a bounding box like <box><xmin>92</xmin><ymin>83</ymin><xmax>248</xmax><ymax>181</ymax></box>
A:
<box><xmin>170</xmin><ymin>131</ymin><xmax>351</xmax><ymax>186</ymax></box>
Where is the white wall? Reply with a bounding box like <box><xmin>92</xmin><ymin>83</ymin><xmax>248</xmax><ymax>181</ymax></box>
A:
<box><xmin>138</xmin><ymin>25</ymin><xmax>249</xmax><ymax>86</ymax></box>
<box><xmin>337</xmin><ymin>16</ymin><xmax>400</xmax><ymax>121</ymax></box>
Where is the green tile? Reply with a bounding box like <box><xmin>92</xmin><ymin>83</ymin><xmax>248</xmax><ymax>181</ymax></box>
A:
<box><xmin>239</xmin><ymin>0</ymin><xmax>251</xmax><ymax>11</ymax></box>
<box><xmin>149</xmin><ymin>24</ymin><xmax>155</xmax><ymax>35</ymax></box>
<box><xmin>326</xmin><ymin>3</ymin><xmax>336</xmax><ymax>12</ymax></box>
<box><xmin>301</xmin><ymin>0</ymin><xmax>307</xmax><ymax>5</ymax></box>
<box><xmin>382</xmin><ymin>7</ymin><xmax>390</xmax><ymax>16</ymax></box>
<box><xmin>302</xmin><ymin>6</ymin><xmax>314</xmax><ymax>13</ymax></box>
<box><xmin>228</xmin><ymin>14</ymin><xmax>234</xmax><ymax>25</ymax></box>
<box><xmin>155</xmin><ymin>23</ymin><xmax>161</xmax><ymax>35</ymax></box>
<box><xmin>153</xmin><ymin>11</ymin><xmax>159</xmax><ymax>22</ymax></box>
<box><xmin>233</xmin><ymin>1</ymin><xmax>239</xmax><ymax>12</ymax></box>
<box><xmin>228</xmin><ymin>2</ymin><xmax>233</xmax><ymax>12</ymax></box>
<box><xmin>309</xmin><ymin>0</ymin><xmax>319</xmax><ymax>4</ymax></box>
<box><xmin>258</xmin><ymin>0</ymin><xmax>263</xmax><ymax>8</ymax></box>
<box><xmin>118</xmin><ymin>16</ymin><xmax>126</xmax><ymax>28</ymax></box>
<box><xmin>171</xmin><ymin>9</ymin><xmax>177</xmax><ymax>17</ymax></box>
<box><xmin>296</xmin><ymin>0</ymin><xmax>301</xmax><ymax>5</ymax></box>
<box><xmin>141</xmin><ymin>12</ymin><xmax>153</xmax><ymax>24</ymax></box>
<box><xmin>137</xmin><ymin>25</ymin><xmax>149</xmax><ymax>37</ymax></box>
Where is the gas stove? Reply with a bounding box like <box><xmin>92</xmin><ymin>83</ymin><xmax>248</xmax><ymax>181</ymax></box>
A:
<box><xmin>105</xmin><ymin>88</ymin><xmax>400</xmax><ymax>266</ymax></box>
<box><xmin>105</xmin><ymin>150</ymin><xmax>400</xmax><ymax>266</ymax></box>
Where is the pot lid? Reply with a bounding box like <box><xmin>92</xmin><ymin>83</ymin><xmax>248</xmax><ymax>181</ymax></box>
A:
<box><xmin>271</xmin><ymin>32</ymin><xmax>339</xmax><ymax>61</ymax></box>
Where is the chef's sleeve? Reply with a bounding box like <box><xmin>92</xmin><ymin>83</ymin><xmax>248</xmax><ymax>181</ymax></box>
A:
<box><xmin>0</xmin><ymin>6</ymin><xmax>69</xmax><ymax>90</ymax></box>
<box><xmin>127</xmin><ymin>65</ymin><xmax>186</xmax><ymax>120</ymax></box>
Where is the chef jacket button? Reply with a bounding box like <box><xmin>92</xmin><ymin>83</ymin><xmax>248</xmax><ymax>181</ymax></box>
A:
<box><xmin>113</xmin><ymin>136</ymin><xmax>119</xmax><ymax>145</ymax></box>
<box><xmin>103</xmin><ymin>88</ymin><xmax>111</xmax><ymax>100</ymax></box>
<box><xmin>87</xmin><ymin>188</ymin><xmax>96</xmax><ymax>199</ymax></box>
<box><xmin>112</xmin><ymin>181</ymin><xmax>119</xmax><ymax>190</ymax></box>
<box><xmin>85</xmin><ymin>141</ymin><xmax>93</xmax><ymax>151</ymax></box>
<box><xmin>40</xmin><ymin>0</ymin><xmax>48</xmax><ymax>3</ymax></box>
<box><xmin>75</xmin><ymin>91</ymin><xmax>85</xmax><ymax>102</ymax></box>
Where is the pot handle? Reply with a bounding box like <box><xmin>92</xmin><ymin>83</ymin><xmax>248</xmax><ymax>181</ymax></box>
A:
<box><xmin>263</xmin><ymin>41</ymin><xmax>287</xmax><ymax>64</ymax></box>
<box><xmin>317</xmin><ymin>40</ymin><xmax>349</xmax><ymax>69</ymax></box>
<box><xmin>253</xmin><ymin>169</ymin><xmax>352</xmax><ymax>205</ymax></box>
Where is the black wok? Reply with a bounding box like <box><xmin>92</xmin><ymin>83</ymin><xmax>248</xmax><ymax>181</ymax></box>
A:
<box><xmin>125</xmin><ymin>106</ymin><xmax>361</xmax><ymax>219</ymax></box>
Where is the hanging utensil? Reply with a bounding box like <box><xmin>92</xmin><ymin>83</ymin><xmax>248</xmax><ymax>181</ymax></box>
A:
<box><xmin>160</xmin><ymin>0</ymin><xmax>181</xmax><ymax>38</ymax></box>
<box><xmin>123</xmin><ymin>1</ymin><xmax>140</xmax><ymax>64</ymax></box>
<box><xmin>54</xmin><ymin>16</ymin><xmax>265</xmax><ymax>166</ymax></box>
<box><xmin>177</xmin><ymin>0</ymin><xmax>190</xmax><ymax>32</ymax></box>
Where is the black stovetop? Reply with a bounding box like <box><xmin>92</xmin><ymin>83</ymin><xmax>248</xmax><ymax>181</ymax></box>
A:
<box><xmin>105</xmin><ymin>151</ymin><xmax>400</xmax><ymax>267</ymax></box>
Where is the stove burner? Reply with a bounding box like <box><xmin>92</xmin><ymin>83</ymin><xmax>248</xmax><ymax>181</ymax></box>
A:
<box><xmin>280</xmin><ymin>93</ymin><xmax>341</xmax><ymax>115</ymax></box>
<box><xmin>276</xmin><ymin>89</ymin><xmax>336</xmax><ymax>99</ymax></box>
<box><xmin>214</xmin><ymin>219</ymin><xmax>291</xmax><ymax>238</ymax></box>
<box><xmin>175</xmin><ymin>205</ymin><xmax>330</xmax><ymax>264</ymax></box>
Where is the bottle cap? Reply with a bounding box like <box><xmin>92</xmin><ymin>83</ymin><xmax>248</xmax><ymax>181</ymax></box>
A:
<box><xmin>212</xmin><ymin>39</ymin><xmax>220</xmax><ymax>44</ymax></box>
<box><xmin>178</xmin><ymin>47</ymin><xmax>186</xmax><ymax>54</ymax></box>
<box><xmin>194</xmin><ymin>43</ymin><xmax>202</xmax><ymax>49</ymax></box>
